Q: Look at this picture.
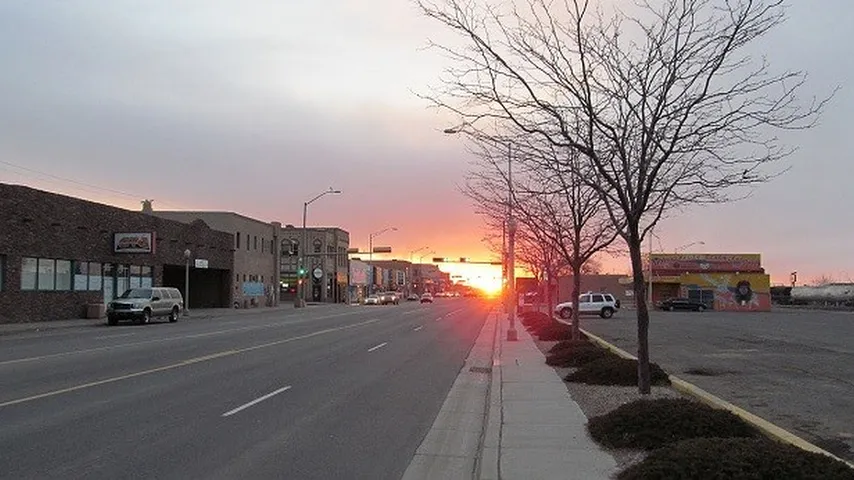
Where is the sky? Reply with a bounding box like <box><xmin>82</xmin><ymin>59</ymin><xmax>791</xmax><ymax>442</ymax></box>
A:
<box><xmin>1</xmin><ymin>1</ymin><xmax>852</xmax><ymax>287</ymax></box>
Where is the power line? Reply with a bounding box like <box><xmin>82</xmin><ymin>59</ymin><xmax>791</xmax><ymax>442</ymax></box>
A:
<box><xmin>0</xmin><ymin>159</ymin><xmax>185</xmax><ymax>209</ymax></box>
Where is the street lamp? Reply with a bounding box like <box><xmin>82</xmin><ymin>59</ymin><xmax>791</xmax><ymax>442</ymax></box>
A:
<box><xmin>300</xmin><ymin>187</ymin><xmax>341</xmax><ymax>307</ymax></box>
<box><xmin>183</xmin><ymin>248</ymin><xmax>191</xmax><ymax>316</ymax></box>
<box><xmin>444</xmin><ymin>124</ymin><xmax>517</xmax><ymax>341</ymax></box>
<box><xmin>409</xmin><ymin>246</ymin><xmax>429</xmax><ymax>295</ymax></box>
<box><xmin>674</xmin><ymin>241</ymin><xmax>705</xmax><ymax>254</ymax></box>
<box><xmin>368</xmin><ymin>226</ymin><xmax>397</xmax><ymax>294</ymax></box>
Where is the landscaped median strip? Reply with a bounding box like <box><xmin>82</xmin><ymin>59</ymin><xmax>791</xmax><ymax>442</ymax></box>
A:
<box><xmin>581</xmin><ymin>328</ymin><xmax>854</xmax><ymax>469</ymax></box>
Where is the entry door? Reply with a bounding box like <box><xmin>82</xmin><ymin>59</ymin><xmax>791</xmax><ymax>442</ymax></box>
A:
<box><xmin>103</xmin><ymin>263</ymin><xmax>115</xmax><ymax>303</ymax></box>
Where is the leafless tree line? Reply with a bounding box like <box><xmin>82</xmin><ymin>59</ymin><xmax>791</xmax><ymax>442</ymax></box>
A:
<box><xmin>421</xmin><ymin>0</ymin><xmax>831</xmax><ymax>393</ymax></box>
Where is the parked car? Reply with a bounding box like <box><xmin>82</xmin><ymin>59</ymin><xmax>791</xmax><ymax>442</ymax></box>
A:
<box><xmin>406</xmin><ymin>294</ymin><xmax>420</xmax><ymax>302</ymax></box>
<box><xmin>554</xmin><ymin>292</ymin><xmax>620</xmax><ymax>319</ymax></box>
<box><xmin>107</xmin><ymin>287</ymin><xmax>184</xmax><ymax>325</ymax></box>
<box><xmin>364</xmin><ymin>295</ymin><xmax>380</xmax><ymax>305</ymax></box>
<box><xmin>420</xmin><ymin>293</ymin><xmax>433</xmax><ymax>303</ymax></box>
<box><xmin>657</xmin><ymin>297</ymin><xmax>709</xmax><ymax>312</ymax></box>
<box><xmin>379</xmin><ymin>292</ymin><xmax>400</xmax><ymax>305</ymax></box>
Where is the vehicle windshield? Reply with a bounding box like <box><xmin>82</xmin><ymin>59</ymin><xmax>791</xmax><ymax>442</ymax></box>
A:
<box><xmin>119</xmin><ymin>288</ymin><xmax>152</xmax><ymax>299</ymax></box>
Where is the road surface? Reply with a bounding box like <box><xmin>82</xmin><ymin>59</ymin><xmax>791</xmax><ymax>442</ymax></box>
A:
<box><xmin>0</xmin><ymin>299</ymin><xmax>489</xmax><ymax>480</ymax></box>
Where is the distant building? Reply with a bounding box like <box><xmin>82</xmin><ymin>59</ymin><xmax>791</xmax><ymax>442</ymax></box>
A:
<box><xmin>150</xmin><ymin>210</ymin><xmax>281</xmax><ymax>309</ymax></box>
<box><xmin>365</xmin><ymin>260</ymin><xmax>411</xmax><ymax>293</ymax></box>
<box><xmin>280</xmin><ymin>226</ymin><xmax>349</xmax><ymax>303</ymax></box>
<box><xmin>643</xmin><ymin>253</ymin><xmax>771</xmax><ymax>312</ymax></box>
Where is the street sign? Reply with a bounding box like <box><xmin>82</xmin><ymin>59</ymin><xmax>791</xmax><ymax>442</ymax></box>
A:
<box><xmin>372</xmin><ymin>246</ymin><xmax>392</xmax><ymax>253</ymax></box>
<box><xmin>194</xmin><ymin>259</ymin><xmax>209</xmax><ymax>269</ymax></box>
<box><xmin>313</xmin><ymin>267</ymin><xmax>323</xmax><ymax>279</ymax></box>
<box><xmin>347</xmin><ymin>247</ymin><xmax>360</xmax><ymax>254</ymax></box>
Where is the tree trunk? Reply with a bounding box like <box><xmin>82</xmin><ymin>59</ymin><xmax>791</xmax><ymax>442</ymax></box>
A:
<box><xmin>545</xmin><ymin>267</ymin><xmax>553</xmax><ymax>318</ymax></box>
<box><xmin>571</xmin><ymin>266</ymin><xmax>582</xmax><ymax>341</ymax></box>
<box><xmin>628</xmin><ymin>234</ymin><xmax>652</xmax><ymax>395</ymax></box>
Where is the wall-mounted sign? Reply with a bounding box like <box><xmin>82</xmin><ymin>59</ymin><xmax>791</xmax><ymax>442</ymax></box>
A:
<box><xmin>114</xmin><ymin>232</ymin><xmax>154</xmax><ymax>254</ymax></box>
<box><xmin>194</xmin><ymin>259</ymin><xmax>209</xmax><ymax>269</ymax></box>
<box><xmin>313</xmin><ymin>267</ymin><xmax>323</xmax><ymax>279</ymax></box>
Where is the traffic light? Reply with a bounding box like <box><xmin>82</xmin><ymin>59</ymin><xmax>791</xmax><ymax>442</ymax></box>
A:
<box><xmin>298</xmin><ymin>267</ymin><xmax>306</xmax><ymax>276</ymax></box>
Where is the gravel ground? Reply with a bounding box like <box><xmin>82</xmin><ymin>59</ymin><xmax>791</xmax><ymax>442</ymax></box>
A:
<box><xmin>534</xmin><ymin>337</ymin><xmax>688</xmax><ymax>473</ymax></box>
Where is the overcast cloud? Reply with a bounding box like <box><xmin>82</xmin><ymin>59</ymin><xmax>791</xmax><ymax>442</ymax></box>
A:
<box><xmin>1</xmin><ymin>1</ymin><xmax>852</xmax><ymax>282</ymax></box>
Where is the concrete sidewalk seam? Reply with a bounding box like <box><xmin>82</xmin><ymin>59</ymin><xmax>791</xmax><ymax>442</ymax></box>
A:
<box><xmin>473</xmin><ymin>310</ymin><xmax>500</xmax><ymax>480</ymax></box>
<box><xmin>579</xmin><ymin>327</ymin><xmax>854</xmax><ymax>469</ymax></box>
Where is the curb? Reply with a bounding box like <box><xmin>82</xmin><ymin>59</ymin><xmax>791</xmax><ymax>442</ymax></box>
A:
<box><xmin>580</xmin><ymin>328</ymin><xmax>854</xmax><ymax>469</ymax></box>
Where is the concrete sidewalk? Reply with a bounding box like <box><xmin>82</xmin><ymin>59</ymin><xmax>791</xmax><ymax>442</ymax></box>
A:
<box><xmin>0</xmin><ymin>303</ymin><xmax>340</xmax><ymax>337</ymax></box>
<box><xmin>404</xmin><ymin>311</ymin><xmax>617</xmax><ymax>480</ymax></box>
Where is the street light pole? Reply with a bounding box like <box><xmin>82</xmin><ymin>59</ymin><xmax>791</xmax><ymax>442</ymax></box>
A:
<box><xmin>368</xmin><ymin>226</ymin><xmax>397</xmax><ymax>294</ymax></box>
<box><xmin>183</xmin><ymin>249</ymin><xmax>191</xmax><ymax>316</ymax></box>
<box><xmin>299</xmin><ymin>188</ymin><xmax>341</xmax><ymax>308</ymax></box>
<box><xmin>443</xmin><ymin>123</ymin><xmax>517</xmax><ymax>341</ymax></box>
<box><xmin>506</xmin><ymin>141</ymin><xmax>518</xmax><ymax>342</ymax></box>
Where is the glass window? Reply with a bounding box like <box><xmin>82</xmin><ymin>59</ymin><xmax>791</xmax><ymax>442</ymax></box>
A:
<box><xmin>129</xmin><ymin>265</ymin><xmax>142</xmax><ymax>289</ymax></box>
<box><xmin>56</xmin><ymin>260</ymin><xmax>72</xmax><ymax>291</ymax></box>
<box><xmin>38</xmin><ymin>258</ymin><xmax>56</xmax><ymax>291</ymax></box>
<box><xmin>73</xmin><ymin>261</ymin><xmax>89</xmax><ymax>291</ymax></box>
<box><xmin>140</xmin><ymin>265</ymin><xmax>153</xmax><ymax>288</ymax></box>
<box><xmin>116</xmin><ymin>264</ymin><xmax>129</xmax><ymax>297</ymax></box>
<box><xmin>592</xmin><ymin>294</ymin><xmax>605</xmax><ymax>303</ymax></box>
<box><xmin>254</xmin><ymin>236</ymin><xmax>258</xmax><ymax>250</ymax></box>
<box><xmin>246</xmin><ymin>234</ymin><xmax>250</xmax><ymax>250</ymax></box>
<box><xmin>21</xmin><ymin>257</ymin><xmax>37</xmax><ymax>290</ymax></box>
<box><xmin>236</xmin><ymin>232</ymin><xmax>241</xmax><ymax>249</ymax></box>
<box><xmin>101</xmin><ymin>263</ymin><xmax>113</xmax><ymax>300</ymax></box>
<box><xmin>261</xmin><ymin>237</ymin><xmax>265</xmax><ymax>253</ymax></box>
<box><xmin>89</xmin><ymin>262</ymin><xmax>102</xmax><ymax>291</ymax></box>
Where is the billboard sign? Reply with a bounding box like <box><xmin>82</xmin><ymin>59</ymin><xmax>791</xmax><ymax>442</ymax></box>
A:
<box><xmin>113</xmin><ymin>232</ymin><xmax>154</xmax><ymax>254</ymax></box>
<box><xmin>650</xmin><ymin>254</ymin><xmax>761</xmax><ymax>274</ymax></box>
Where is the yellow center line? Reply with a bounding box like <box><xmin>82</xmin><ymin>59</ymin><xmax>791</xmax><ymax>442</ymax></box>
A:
<box><xmin>0</xmin><ymin>318</ymin><xmax>380</xmax><ymax>409</ymax></box>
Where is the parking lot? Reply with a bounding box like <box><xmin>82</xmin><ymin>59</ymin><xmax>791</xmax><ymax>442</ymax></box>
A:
<box><xmin>581</xmin><ymin>307</ymin><xmax>854</xmax><ymax>462</ymax></box>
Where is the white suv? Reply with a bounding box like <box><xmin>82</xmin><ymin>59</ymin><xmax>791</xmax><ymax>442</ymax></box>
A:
<box><xmin>554</xmin><ymin>292</ymin><xmax>620</xmax><ymax>319</ymax></box>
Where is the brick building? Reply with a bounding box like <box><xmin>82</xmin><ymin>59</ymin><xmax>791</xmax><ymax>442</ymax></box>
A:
<box><xmin>150</xmin><ymin>209</ymin><xmax>281</xmax><ymax>309</ymax></box>
<box><xmin>0</xmin><ymin>184</ymin><xmax>234</xmax><ymax>323</ymax></box>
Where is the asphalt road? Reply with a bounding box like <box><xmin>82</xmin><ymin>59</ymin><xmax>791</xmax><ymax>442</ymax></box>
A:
<box><xmin>582</xmin><ymin>308</ymin><xmax>854</xmax><ymax>462</ymax></box>
<box><xmin>0</xmin><ymin>299</ymin><xmax>490</xmax><ymax>480</ymax></box>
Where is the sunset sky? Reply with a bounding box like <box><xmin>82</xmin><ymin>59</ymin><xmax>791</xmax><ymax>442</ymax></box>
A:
<box><xmin>1</xmin><ymin>1</ymin><xmax>852</xmax><ymax>287</ymax></box>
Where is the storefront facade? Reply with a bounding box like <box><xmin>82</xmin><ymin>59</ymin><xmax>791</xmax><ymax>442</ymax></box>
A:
<box><xmin>647</xmin><ymin>253</ymin><xmax>771</xmax><ymax>312</ymax></box>
<box><xmin>0</xmin><ymin>184</ymin><xmax>234</xmax><ymax>323</ymax></box>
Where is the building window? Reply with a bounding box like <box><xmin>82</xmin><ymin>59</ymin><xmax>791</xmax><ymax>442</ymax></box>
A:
<box><xmin>0</xmin><ymin>255</ymin><xmax>5</xmax><ymax>291</ymax></box>
<box><xmin>254</xmin><ymin>236</ymin><xmax>258</xmax><ymax>250</ymax></box>
<box><xmin>56</xmin><ymin>260</ymin><xmax>72</xmax><ymax>291</ymax></box>
<box><xmin>89</xmin><ymin>263</ymin><xmax>102</xmax><ymax>291</ymax></box>
<box><xmin>140</xmin><ymin>266</ymin><xmax>153</xmax><ymax>288</ymax></box>
<box><xmin>21</xmin><ymin>257</ymin><xmax>37</xmax><ymax>290</ymax></box>
<box><xmin>38</xmin><ymin>259</ymin><xmax>56</xmax><ymax>291</ymax></box>
<box><xmin>262</xmin><ymin>237</ymin><xmax>265</xmax><ymax>253</ymax></box>
<box><xmin>236</xmin><ymin>232</ymin><xmax>241</xmax><ymax>249</ymax></box>
<box><xmin>116</xmin><ymin>264</ymin><xmax>129</xmax><ymax>296</ymax></box>
<box><xmin>313</xmin><ymin>239</ymin><xmax>322</xmax><ymax>254</ymax></box>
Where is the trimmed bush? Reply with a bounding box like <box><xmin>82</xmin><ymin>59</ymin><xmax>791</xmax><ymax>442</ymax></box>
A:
<box><xmin>520</xmin><ymin>311</ymin><xmax>552</xmax><ymax>331</ymax></box>
<box><xmin>546</xmin><ymin>345</ymin><xmax>619</xmax><ymax>368</ymax></box>
<box><xmin>547</xmin><ymin>338</ymin><xmax>591</xmax><ymax>354</ymax></box>
<box><xmin>565</xmin><ymin>356</ymin><xmax>671</xmax><ymax>386</ymax></box>
<box><xmin>537</xmin><ymin>321</ymin><xmax>573</xmax><ymax>341</ymax></box>
<box><xmin>588</xmin><ymin>398</ymin><xmax>759</xmax><ymax>450</ymax></box>
<box><xmin>618</xmin><ymin>437</ymin><xmax>854</xmax><ymax>480</ymax></box>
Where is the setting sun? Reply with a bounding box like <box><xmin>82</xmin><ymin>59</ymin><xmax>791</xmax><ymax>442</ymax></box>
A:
<box><xmin>438</xmin><ymin>263</ymin><xmax>503</xmax><ymax>296</ymax></box>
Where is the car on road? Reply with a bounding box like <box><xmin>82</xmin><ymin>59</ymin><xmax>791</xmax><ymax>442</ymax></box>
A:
<box><xmin>554</xmin><ymin>292</ymin><xmax>620</xmax><ymax>319</ymax></box>
<box><xmin>107</xmin><ymin>287</ymin><xmax>184</xmax><ymax>325</ymax></box>
<box><xmin>657</xmin><ymin>297</ymin><xmax>709</xmax><ymax>311</ymax></box>
<box><xmin>420</xmin><ymin>293</ymin><xmax>433</xmax><ymax>303</ymax></box>
<box><xmin>364</xmin><ymin>295</ymin><xmax>380</xmax><ymax>305</ymax></box>
<box><xmin>406</xmin><ymin>294</ymin><xmax>420</xmax><ymax>302</ymax></box>
<box><xmin>378</xmin><ymin>291</ymin><xmax>400</xmax><ymax>305</ymax></box>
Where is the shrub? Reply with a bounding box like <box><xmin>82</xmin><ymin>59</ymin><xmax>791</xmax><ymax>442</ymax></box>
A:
<box><xmin>547</xmin><ymin>338</ymin><xmax>591</xmax><ymax>354</ymax></box>
<box><xmin>546</xmin><ymin>345</ymin><xmax>619</xmax><ymax>368</ymax></box>
<box><xmin>618</xmin><ymin>437</ymin><xmax>854</xmax><ymax>480</ymax></box>
<box><xmin>588</xmin><ymin>398</ymin><xmax>759</xmax><ymax>450</ymax></box>
<box><xmin>520</xmin><ymin>311</ymin><xmax>552</xmax><ymax>331</ymax></box>
<box><xmin>537</xmin><ymin>321</ymin><xmax>573</xmax><ymax>341</ymax></box>
<box><xmin>565</xmin><ymin>356</ymin><xmax>671</xmax><ymax>386</ymax></box>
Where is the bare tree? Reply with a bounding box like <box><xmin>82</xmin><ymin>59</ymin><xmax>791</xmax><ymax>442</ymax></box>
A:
<box><xmin>463</xmin><ymin>132</ymin><xmax>618</xmax><ymax>340</ymax></box>
<box><xmin>420</xmin><ymin>0</ymin><xmax>830</xmax><ymax>393</ymax></box>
